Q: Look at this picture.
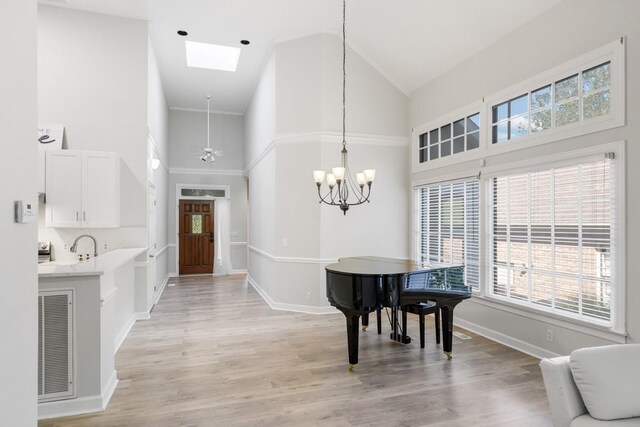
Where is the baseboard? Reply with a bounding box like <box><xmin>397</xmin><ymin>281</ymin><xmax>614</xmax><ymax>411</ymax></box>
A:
<box><xmin>247</xmin><ymin>275</ymin><xmax>338</xmax><ymax>315</ymax></box>
<box><xmin>135</xmin><ymin>311</ymin><xmax>150</xmax><ymax>320</ymax></box>
<box><xmin>454</xmin><ymin>318</ymin><xmax>562</xmax><ymax>360</ymax></box>
<box><xmin>152</xmin><ymin>273</ymin><xmax>171</xmax><ymax>306</ymax></box>
<box><xmin>231</xmin><ymin>269</ymin><xmax>248</xmax><ymax>274</ymax></box>
<box><xmin>101</xmin><ymin>370</ymin><xmax>119</xmax><ymax>410</ymax></box>
<box><xmin>38</xmin><ymin>371</ymin><xmax>119</xmax><ymax>420</ymax></box>
<box><xmin>114</xmin><ymin>314</ymin><xmax>136</xmax><ymax>353</ymax></box>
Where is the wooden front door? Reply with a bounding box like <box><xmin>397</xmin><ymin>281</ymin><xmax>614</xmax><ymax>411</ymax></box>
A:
<box><xmin>179</xmin><ymin>200</ymin><xmax>214</xmax><ymax>275</ymax></box>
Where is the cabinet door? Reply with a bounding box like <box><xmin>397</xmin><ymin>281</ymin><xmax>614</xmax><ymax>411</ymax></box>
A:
<box><xmin>82</xmin><ymin>152</ymin><xmax>120</xmax><ymax>227</ymax></box>
<box><xmin>45</xmin><ymin>151</ymin><xmax>82</xmax><ymax>227</ymax></box>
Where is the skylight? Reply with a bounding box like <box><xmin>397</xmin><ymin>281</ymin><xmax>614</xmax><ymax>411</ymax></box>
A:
<box><xmin>185</xmin><ymin>41</ymin><xmax>241</xmax><ymax>72</ymax></box>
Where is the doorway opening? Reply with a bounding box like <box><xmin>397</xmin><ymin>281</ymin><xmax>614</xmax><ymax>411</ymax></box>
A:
<box><xmin>175</xmin><ymin>184</ymin><xmax>231</xmax><ymax>276</ymax></box>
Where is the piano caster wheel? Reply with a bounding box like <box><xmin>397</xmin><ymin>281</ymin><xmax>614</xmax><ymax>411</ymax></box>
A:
<box><xmin>445</xmin><ymin>352</ymin><xmax>452</xmax><ymax>360</ymax></box>
<box><xmin>362</xmin><ymin>326</ymin><xmax>367</xmax><ymax>332</ymax></box>
<box><xmin>348</xmin><ymin>364</ymin><xmax>356</xmax><ymax>373</ymax></box>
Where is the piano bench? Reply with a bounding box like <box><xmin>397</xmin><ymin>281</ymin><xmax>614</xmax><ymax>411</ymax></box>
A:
<box><xmin>402</xmin><ymin>302</ymin><xmax>440</xmax><ymax>349</ymax></box>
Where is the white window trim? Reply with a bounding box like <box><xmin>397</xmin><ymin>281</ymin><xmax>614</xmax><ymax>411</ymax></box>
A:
<box><xmin>480</xmin><ymin>140</ymin><xmax>626</xmax><ymax>335</ymax></box>
<box><xmin>484</xmin><ymin>38</ymin><xmax>625</xmax><ymax>154</ymax></box>
<box><xmin>411</xmin><ymin>101</ymin><xmax>485</xmax><ymax>174</ymax></box>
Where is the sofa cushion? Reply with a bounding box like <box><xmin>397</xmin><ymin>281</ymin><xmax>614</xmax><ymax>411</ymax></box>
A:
<box><xmin>570</xmin><ymin>414</ymin><xmax>640</xmax><ymax>427</ymax></box>
<box><xmin>570</xmin><ymin>344</ymin><xmax>640</xmax><ymax>421</ymax></box>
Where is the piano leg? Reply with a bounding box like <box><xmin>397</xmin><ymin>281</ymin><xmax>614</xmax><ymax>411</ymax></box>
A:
<box><xmin>376</xmin><ymin>307</ymin><xmax>382</xmax><ymax>334</ymax></box>
<box><xmin>440</xmin><ymin>302</ymin><xmax>461</xmax><ymax>360</ymax></box>
<box><xmin>341</xmin><ymin>310</ymin><xmax>361</xmax><ymax>371</ymax></box>
<box><xmin>361</xmin><ymin>312</ymin><xmax>369</xmax><ymax>332</ymax></box>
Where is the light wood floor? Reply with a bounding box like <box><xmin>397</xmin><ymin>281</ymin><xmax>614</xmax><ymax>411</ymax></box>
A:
<box><xmin>40</xmin><ymin>274</ymin><xmax>553</xmax><ymax>427</ymax></box>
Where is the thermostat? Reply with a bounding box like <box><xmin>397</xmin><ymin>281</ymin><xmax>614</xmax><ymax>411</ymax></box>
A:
<box><xmin>14</xmin><ymin>201</ymin><xmax>36</xmax><ymax>223</ymax></box>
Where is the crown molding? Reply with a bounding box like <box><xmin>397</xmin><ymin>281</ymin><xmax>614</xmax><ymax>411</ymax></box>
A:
<box><xmin>169</xmin><ymin>167</ymin><xmax>244</xmax><ymax>176</ymax></box>
<box><xmin>169</xmin><ymin>106</ymin><xmax>244</xmax><ymax>116</ymax></box>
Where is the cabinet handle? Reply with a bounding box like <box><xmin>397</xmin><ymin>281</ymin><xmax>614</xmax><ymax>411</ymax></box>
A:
<box><xmin>83</xmin><ymin>211</ymin><xmax>86</xmax><ymax>221</ymax></box>
<box><xmin>76</xmin><ymin>211</ymin><xmax>79</xmax><ymax>221</ymax></box>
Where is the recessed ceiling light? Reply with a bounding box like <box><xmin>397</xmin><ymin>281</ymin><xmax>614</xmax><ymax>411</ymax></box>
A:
<box><xmin>240</xmin><ymin>40</ymin><xmax>250</xmax><ymax>45</ymax></box>
<box><xmin>177</xmin><ymin>30</ymin><xmax>188</xmax><ymax>36</ymax></box>
<box><xmin>185</xmin><ymin>41</ymin><xmax>241</xmax><ymax>72</ymax></box>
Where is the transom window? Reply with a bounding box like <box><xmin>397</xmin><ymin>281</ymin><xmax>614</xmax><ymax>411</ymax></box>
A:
<box><xmin>419</xmin><ymin>113</ymin><xmax>480</xmax><ymax>163</ymax></box>
<box><xmin>491</xmin><ymin>62</ymin><xmax>611</xmax><ymax>144</ymax></box>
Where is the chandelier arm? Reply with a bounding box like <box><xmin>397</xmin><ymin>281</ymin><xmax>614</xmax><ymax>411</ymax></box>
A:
<box><xmin>317</xmin><ymin>186</ymin><xmax>337</xmax><ymax>204</ymax></box>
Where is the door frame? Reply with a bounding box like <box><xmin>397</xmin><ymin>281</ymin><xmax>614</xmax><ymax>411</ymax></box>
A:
<box><xmin>175</xmin><ymin>183</ymin><xmax>230</xmax><ymax>276</ymax></box>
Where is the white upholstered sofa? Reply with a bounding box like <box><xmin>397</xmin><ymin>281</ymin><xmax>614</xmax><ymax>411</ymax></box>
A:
<box><xmin>540</xmin><ymin>344</ymin><xmax>640</xmax><ymax>426</ymax></box>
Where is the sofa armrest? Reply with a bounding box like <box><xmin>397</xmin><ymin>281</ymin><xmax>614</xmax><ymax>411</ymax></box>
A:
<box><xmin>540</xmin><ymin>356</ymin><xmax>588</xmax><ymax>427</ymax></box>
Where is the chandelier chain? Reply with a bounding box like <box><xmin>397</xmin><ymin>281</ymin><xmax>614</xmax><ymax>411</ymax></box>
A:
<box><xmin>342</xmin><ymin>0</ymin><xmax>346</xmax><ymax>148</ymax></box>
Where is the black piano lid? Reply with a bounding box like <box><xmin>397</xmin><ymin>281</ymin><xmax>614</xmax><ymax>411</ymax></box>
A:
<box><xmin>325</xmin><ymin>256</ymin><xmax>464</xmax><ymax>276</ymax></box>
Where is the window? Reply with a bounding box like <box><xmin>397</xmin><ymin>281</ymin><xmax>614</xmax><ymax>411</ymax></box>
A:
<box><xmin>419</xmin><ymin>113</ymin><xmax>480</xmax><ymax>163</ymax></box>
<box><xmin>488</xmin><ymin>155</ymin><xmax>616</xmax><ymax>323</ymax></box>
<box><xmin>491</xmin><ymin>62</ymin><xmax>611</xmax><ymax>144</ymax></box>
<box><xmin>417</xmin><ymin>178</ymin><xmax>480</xmax><ymax>288</ymax></box>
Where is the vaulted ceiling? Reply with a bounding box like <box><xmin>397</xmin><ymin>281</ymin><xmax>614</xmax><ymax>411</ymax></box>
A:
<box><xmin>39</xmin><ymin>0</ymin><xmax>564</xmax><ymax>114</ymax></box>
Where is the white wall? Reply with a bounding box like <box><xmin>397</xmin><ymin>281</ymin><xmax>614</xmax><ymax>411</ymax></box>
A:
<box><xmin>0</xmin><ymin>1</ymin><xmax>38</xmax><ymax>425</ymax></box>
<box><xmin>245</xmin><ymin>34</ymin><xmax>409</xmax><ymax>309</ymax></box>
<box><xmin>37</xmin><ymin>6</ymin><xmax>148</xmax><ymax>259</ymax></box>
<box><xmin>169</xmin><ymin>110</ymin><xmax>244</xmax><ymax>171</ymax></box>
<box><xmin>244</xmin><ymin>54</ymin><xmax>276</xmax><ymax>168</ymax></box>
<box><xmin>167</xmin><ymin>109</ymin><xmax>247</xmax><ymax>273</ymax></box>
<box><xmin>148</xmin><ymin>37</ymin><xmax>170</xmax><ymax>300</ymax></box>
<box><xmin>409</xmin><ymin>0</ymin><xmax>640</xmax><ymax>353</ymax></box>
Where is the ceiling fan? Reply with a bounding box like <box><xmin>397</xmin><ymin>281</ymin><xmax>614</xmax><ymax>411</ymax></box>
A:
<box><xmin>199</xmin><ymin>95</ymin><xmax>223</xmax><ymax>163</ymax></box>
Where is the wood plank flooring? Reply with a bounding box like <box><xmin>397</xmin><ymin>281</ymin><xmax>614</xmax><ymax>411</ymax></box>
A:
<box><xmin>39</xmin><ymin>274</ymin><xmax>553</xmax><ymax>427</ymax></box>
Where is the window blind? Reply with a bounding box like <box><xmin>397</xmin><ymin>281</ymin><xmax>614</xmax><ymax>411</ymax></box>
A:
<box><xmin>489</xmin><ymin>156</ymin><xmax>615</xmax><ymax>322</ymax></box>
<box><xmin>419</xmin><ymin>178</ymin><xmax>480</xmax><ymax>288</ymax></box>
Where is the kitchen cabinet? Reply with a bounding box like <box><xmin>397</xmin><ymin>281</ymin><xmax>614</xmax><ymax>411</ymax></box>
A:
<box><xmin>45</xmin><ymin>150</ymin><xmax>120</xmax><ymax>228</ymax></box>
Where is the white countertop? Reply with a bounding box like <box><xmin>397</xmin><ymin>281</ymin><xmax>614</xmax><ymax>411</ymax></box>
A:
<box><xmin>38</xmin><ymin>248</ymin><xmax>147</xmax><ymax>278</ymax></box>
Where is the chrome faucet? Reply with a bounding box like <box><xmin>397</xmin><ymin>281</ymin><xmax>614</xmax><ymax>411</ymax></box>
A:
<box><xmin>70</xmin><ymin>234</ymin><xmax>98</xmax><ymax>258</ymax></box>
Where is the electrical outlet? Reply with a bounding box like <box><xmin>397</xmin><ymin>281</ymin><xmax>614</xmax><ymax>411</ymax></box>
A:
<box><xmin>63</xmin><ymin>243</ymin><xmax>68</xmax><ymax>251</ymax></box>
<box><xmin>282</xmin><ymin>238</ymin><xmax>288</xmax><ymax>248</ymax></box>
<box><xmin>103</xmin><ymin>242</ymin><xmax>109</xmax><ymax>251</ymax></box>
<box><xmin>305</xmin><ymin>292</ymin><xmax>311</xmax><ymax>301</ymax></box>
<box><xmin>546</xmin><ymin>329</ymin><xmax>554</xmax><ymax>343</ymax></box>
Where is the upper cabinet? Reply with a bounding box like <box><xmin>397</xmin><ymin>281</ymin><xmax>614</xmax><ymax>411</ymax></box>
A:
<box><xmin>45</xmin><ymin>150</ymin><xmax>120</xmax><ymax>228</ymax></box>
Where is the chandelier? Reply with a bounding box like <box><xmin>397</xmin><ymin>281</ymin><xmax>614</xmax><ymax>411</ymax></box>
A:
<box><xmin>312</xmin><ymin>0</ymin><xmax>375</xmax><ymax>215</ymax></box>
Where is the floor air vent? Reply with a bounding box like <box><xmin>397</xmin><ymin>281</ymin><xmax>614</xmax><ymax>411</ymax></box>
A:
<box><xmin>38</xmin><ymin>290</ymin><xmax>74</xmax><ymax>401</ymax></box>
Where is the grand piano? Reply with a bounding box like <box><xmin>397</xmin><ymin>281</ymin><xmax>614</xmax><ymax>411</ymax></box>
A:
<box><xmin>326</xmin><ymin>256</ymin><xmax>471</xmax><ymax>371</ymax></box>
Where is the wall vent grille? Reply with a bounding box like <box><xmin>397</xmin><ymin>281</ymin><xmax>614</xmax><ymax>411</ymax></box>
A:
<box><xmin>38</xmin><ymin>290</ymin><xmax>74</xmax><ymax>401</ymax></box>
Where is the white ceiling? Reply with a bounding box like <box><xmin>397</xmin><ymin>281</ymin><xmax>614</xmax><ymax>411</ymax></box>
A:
<box><xmin>40</xmin><ymin>0</ymin><xmax>564</xmax><ymax>114</ymax></box>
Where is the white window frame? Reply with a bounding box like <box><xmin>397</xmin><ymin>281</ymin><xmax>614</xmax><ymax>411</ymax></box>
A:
<box><xmin>411</xmin><ymin>101</ymin><xmax>485</xmax><ymax>173</ymax></box>
<box><xmin>480</xmin><ymin>141</ymin><xmax>626</xmax><ymax>334</ymax></box>
<box><xmin>484</xmin><ymin>38</ymin><xmax>625</xmax><ymax>154</ymax></box>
